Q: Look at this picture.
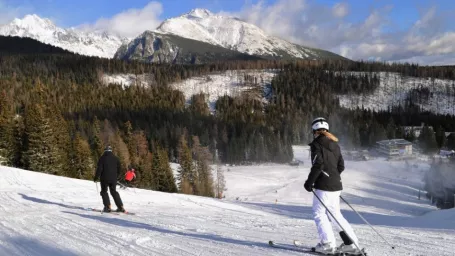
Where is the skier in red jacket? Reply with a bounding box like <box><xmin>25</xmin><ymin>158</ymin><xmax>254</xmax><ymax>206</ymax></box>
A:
<box><xmin>124</xmin><ymin>165</ymin><xmax>136</xmax><ymax>186</ymax></box>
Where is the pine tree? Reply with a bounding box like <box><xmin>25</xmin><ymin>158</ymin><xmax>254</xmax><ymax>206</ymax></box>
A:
<box><xmin>435</xmin><ymin>126</ymin><xmax>447</xmax><ymax>149</ymax></box>
<box><xmin>71</xmin><ymin>133</ymin><xmax>95</xmax><ymax>179</ymax></box>
<box><xmin>192</xmin><ymin>136</ymin><xmax>214</xmax><ymax>197</ymax></box>
<box><xmin>140</xmin><ymin>152</ymin><xmax>154</xmax><ymax>189</ymax></box>
<box><xmin>130</xmin><ymin>130</ymin><xmax>149</xmax><ymax>169</ymax></box>
<box><xmin>110</xmin><ymin>129</ymin><xmax>130</xmax><ymax>172</ymax></box>
<box><xmin>22</xmin><ymin>103</ymin><xmax>59</xmax><ymax>174</ymax></box>
<box><xmin>47</xmin><ymin>104</ymin><xmax>71</xmax><ymax>176</ymax></box>
<box><xmin>405</xmin><ymin>127</ymin><xmax>416</xmax><ymax>142</ymax></box>
<box><xmin>368</xmin><ymin>122</ymin><xmax>387</xmax><ymax>145</ymax></box>
<box><xmin>385</xmin><ymin>117</ymin><xmax>396</xmax><ymax>140</ymax></box>
<box><xmin>0</xmin><ymin>91</ymin><xmax>14</xmax><ymax>165</ymax></box>
<box><xmin>189</xmin><ymin>93</ymin><xmax>210</xmax><ymax>116</ymax></box>
<box><xmin>214</xmin><ymin>146</ymin><xmax>225</xmax><ymax>199</ymax></box>
<box><xmin>124</xmin><ymin>121</ymin><xmax>135</xmax><ymax>161</ymax></box>
<box><xmin>91</xmin><ymin>116</ymin><xmax>104</xmax><ymax>162</ymax></box>
<box><xmin>447</xmin><ymin>134</ymin><xmax>455</xmax><ymax>150</ymax></box>
<box><xmin>160</xmin><ymin>148</ymin><xmax>178</xmax><ymax>193</ymax></box>
<box><xmin>151</xmin><ymin>146</ymin><xmax>178</xmax><ymax>192</ymax></box>
<box><xmin>419</xmin><ymin>125</ymin><xmax>438</xmax><ymax>154</ymax></box>
<box><xmin>177</xmin><ymin>134</ymin><xmax>193</xmax><ymax>194</ymax></box>
<box><xmin>11</xmin><ymin>114</ymin><xmax>25</xmax><ymax>167</ymax></box>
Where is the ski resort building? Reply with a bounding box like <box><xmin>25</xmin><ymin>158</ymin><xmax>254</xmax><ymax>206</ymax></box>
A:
<box><xmin>376</xmin><ymin>139</ymin><xmax>413</xmax><ymax>158</ymax></box>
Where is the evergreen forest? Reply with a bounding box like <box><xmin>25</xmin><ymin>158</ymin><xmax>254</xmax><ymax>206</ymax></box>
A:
<box><xmin>1</xmin><ymin>36</ymin><xmax>455</xmax><ymax>197</ymax></box>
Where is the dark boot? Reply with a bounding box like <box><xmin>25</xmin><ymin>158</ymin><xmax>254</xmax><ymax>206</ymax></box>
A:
<box><xmin>339</xmin><ymin>231</ymin><xmax>353</xmax><ymax>245</ymax></box>
<box><xmin>116</xmin><ymin>207</ymin><xmax>126</xmax><ymax>213</ymax></box>
<box><xmin>103</xmin><ymin>205</ymin><xmax>111</xmax><ymax>212</ymax></box>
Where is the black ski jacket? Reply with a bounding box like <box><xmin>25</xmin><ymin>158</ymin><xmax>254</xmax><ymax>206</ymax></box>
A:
<box><xmin>95</xmin><ymin>151</ymin><xmax>122</xmax><ymax>183</ymax></box>
<box><xmin>306</xmin><ymin>133</ymin><xmax>345</xmax><ymax>191</ymax></box>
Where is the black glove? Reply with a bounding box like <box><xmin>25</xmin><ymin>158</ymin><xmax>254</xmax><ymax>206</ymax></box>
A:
<box><xmin>93</xmin><ymin>177</ymin><xmax>98</xmax><ymax>182</ymax></box>
<box><xmin>304</xmin><ymin>181</ymin><xmax>313</xmax><ymax>192</ymax></box>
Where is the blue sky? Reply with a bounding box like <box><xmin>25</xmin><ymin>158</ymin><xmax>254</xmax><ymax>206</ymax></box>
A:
<box><xmin>2</xmin><ymin>0</ymin><xmax>453</xmax><ymax>29</ymax></box>
<box><xmin>1</xmin><ymin>0</ymin><xmax>454</xmax><ymax>65</ymax></box>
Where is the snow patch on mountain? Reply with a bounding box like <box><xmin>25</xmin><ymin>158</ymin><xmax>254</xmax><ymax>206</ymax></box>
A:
<box><xmin>338</xmin><ymin>72</ymin><xmax>455</xmax><ymax>116</ymax></box>
<box><xmin>101</xmin><ymin>74</ymin><xmax>153</xmax><ymax>88</ymax></box>
<box><xmin>0</xmin><ymin>14</ymin><xmax>129</xmax><ymax>58</ymax></box>
<box><xmin>102</xmin><ymin>70</ymin><xmax>276</xmax><ymax>110</ymax></box>
<box><xmin>169</xmin><ymin>69</ymin><xmax>277</xmax><ymax>110</ymax></box>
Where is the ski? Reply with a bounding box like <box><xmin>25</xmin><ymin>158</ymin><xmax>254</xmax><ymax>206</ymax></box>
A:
<box><xmin>87</xmin><ymin>208</ymin><xmax>136</xmax><ymax>215</ymax></box>
<box><xmin>294</xmin><ymin>240</ymin><xmax>307</xmax><ymax>248</ymax></box>
<box><xmin>268</xmin><ymin>240</ymin><xmax>319</xmax><ymax>254</ymax></box>
<box><xmin>269</xmin><ymin>241</ymin><xmax>367</xmax><ymax>256</ymax></box>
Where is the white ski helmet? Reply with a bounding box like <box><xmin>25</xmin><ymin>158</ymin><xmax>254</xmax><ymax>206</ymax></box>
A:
<box><xmin>312</xmin><ymin>117</ymin><xmax>329</xmax><ymax>131</ymax></box>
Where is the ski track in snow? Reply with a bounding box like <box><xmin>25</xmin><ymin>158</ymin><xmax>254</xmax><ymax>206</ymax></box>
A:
<box><xmin>1</xmin><ymin>146</ymin><xmax>454</xmax><ymax>255</ymax></box>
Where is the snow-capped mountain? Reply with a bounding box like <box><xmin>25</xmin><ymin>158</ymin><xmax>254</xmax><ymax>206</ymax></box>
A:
<box><xmin>115</xmin><ymin>30</ymin><xmax>261</xmax><ymax>64</ymax></box>
<box><xmin>0</xmin><ymin>14</ymin><xmax>129</xmax><ymax>58</ymax></box>
<box><xmin>155</xmin><ymin>9</ymin><xmax>344</xmax><ymax>60</ymax></box>
<box><xmin>1</xmin><ymin>10</ymin><xmax>344</xmax><ymax>61</ymax></box>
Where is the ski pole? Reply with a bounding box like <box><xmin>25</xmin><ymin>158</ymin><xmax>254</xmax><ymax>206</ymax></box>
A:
<box><xmin>312</xmin><ymin>190</ymin><xmax>366</xmax><ymax>256</ymax></box>
<box><xmin>95</xmin><ymin>182</ymin><xmax>103</xmax><ymax>214</ymax></box>
<box><xmin>340</xmin><ymin>195</ymin><xmax>395</xmax><ymax>250</ymax></box>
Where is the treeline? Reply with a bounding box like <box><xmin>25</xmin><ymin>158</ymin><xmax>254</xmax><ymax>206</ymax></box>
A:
<box><xmin>2</xmin><ymin>36</ymin><xmax>455</xmax><ymax>197</ymax></box>
<box><xmin>325</xmin><ymin>60</ymin><xmax>455</xmax><ymax>80</ymax></box>
<box><xmin>267</xmin><ymin>63</ymin><xmax>455</xmax><ymax>153</ymax></box>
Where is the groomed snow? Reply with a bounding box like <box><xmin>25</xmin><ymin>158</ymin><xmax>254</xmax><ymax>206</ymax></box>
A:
<box><xmin>1</xmin><ymin>146</ymin><xmax>454</xmax><ymax>255</ymax></box>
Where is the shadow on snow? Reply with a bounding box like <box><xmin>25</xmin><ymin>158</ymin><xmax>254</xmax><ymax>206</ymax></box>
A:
<box><xmin>62</xmin><ymin>211</ymin><xmax>275</xmax><ymax>251</ymax></box>
<box><xmin>0</xmin><ymin>236</ymin><xmax>78</xmax><ymax>256</ymax></box>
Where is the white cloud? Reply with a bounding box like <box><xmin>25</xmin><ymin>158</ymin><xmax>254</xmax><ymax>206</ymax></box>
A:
<box><xmin>332</xmin><ymin>2</ymin><xmax>349</xmax><ymax>18</ymax></box>
<box><xmin>79</xmin><ymin>1</ymin><xmax>163</xmax><ymax>38</ymax></box>
<box><xmin>0</xmin><ymin>0</ymin><xmax>32</xmax><ymax>25</ymax></box>
<box><xmin>233</xmin><ymin>0</ymin><xmax>455</xmax><ymax>65</ymax></box>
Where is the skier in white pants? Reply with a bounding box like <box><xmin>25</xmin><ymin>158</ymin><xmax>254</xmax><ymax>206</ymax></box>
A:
<box><xmin>304</xmin><ymin>117</ymin><xmax>361</xmax><ymax>255</ymax></box>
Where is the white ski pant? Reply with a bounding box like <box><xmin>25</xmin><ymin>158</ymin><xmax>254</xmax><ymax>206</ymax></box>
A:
<box><xmin>312</xmin><ymin>189</ymin><xmax>359</xmax><ymax>248</ymax></box>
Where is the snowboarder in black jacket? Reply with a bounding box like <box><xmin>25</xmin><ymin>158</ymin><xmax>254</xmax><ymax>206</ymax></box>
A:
<box><xmin>94</xmin><ymin>145</ymin><xmax>125</xmax><ymax>213</ymax></box>
<box><xmin>304</xmin><ymin>117</ymin><xmax>361</xmax><ymax>255</ymax></box>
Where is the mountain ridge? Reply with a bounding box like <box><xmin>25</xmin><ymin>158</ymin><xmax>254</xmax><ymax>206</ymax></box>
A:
<box><xmin>0</xmin><ymin>10</ymin><xmax>346</xmax><ymax>61</ymax></box>
<box><xmin>114</xmin><ymin>30</ymin><xmax>263</xmax><ymax>64</ymax></box>
<box><xmin>155</xmin><ymin>8</ymin><xmax>346</xmax><ymax>60</ymax></box>
<box><xmin>0</xmin><ymin>14</ymin><xmax>129</xmax><ymax>58</ymax></box>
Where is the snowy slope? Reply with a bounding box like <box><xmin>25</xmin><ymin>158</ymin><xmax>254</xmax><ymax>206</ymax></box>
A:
<box><xmin>338</xmin><ymin>72</ymin><xmax>455</xmax><ymax>116</ymax></box>
<box><xmin>0</xmin><ymin>15</ymin><xmax>129</xmax><ymax>58</ymax></box>
<box><xmin>102</xmin><ymin>70</ymin><xmax>276</xmax><ymax>111</ymax></box>
<box><xmin>1</xmin><ymin>146</ymin><xmax>454</xmax><ymax>255</ymax></box>
<box><xmin>155</xmin><ymin>9</ymin><xmax>344</xmax><ymax>60</ymax></box>
<box><xmin>103</xmin><ymin>70</ymin><xmax>455</xmax><ymax>116</ymax></box>
<box><xmin>169</xmin><ymin>70</ymin><xmax>276</xmax><ymax>110</ymax></box>
<box><xmin>101</xmin><ymin>74</ymin><xmax>153</xmax><ymax>88</ymax></box>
